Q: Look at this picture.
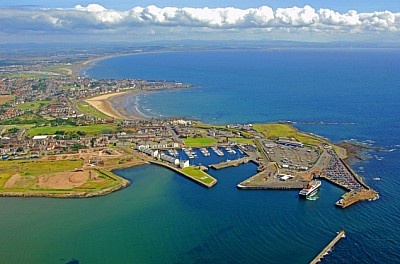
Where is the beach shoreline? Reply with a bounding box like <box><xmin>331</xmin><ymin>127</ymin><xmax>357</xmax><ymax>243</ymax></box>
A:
<box><xmin>108</xmin><ymin>90</ymin><xmax>154</xmax><ymax>120</ymax></box>
<box><xmin>84</xmin><ymin>92</ymin><xmax>129</xmax><ymax>120</ymax></box>
<box><xmin>85</xmin><ymin>90</ymin><xmax>152</xmax><ymax>120</ymax></box>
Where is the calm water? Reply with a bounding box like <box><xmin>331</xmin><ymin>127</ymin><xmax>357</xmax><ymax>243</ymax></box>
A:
<box><xmin>1</xmin><ymin>50</ymin><xmax>400</xmax><ymax>263</ymax></box>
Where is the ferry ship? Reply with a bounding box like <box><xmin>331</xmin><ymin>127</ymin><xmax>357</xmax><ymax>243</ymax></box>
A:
<box><xmin>299</xmin><ymin>180</ymin><xmax>321</xmax><ymax>199</ymax></box>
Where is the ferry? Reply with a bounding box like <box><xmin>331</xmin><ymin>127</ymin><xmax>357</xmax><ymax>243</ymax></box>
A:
<box><xmin>299</xmin><ymin>180</ymin><xmax>321</xmax><ymax>199</ymax></box>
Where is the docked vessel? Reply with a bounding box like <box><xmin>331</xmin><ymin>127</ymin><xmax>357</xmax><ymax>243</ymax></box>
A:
<box><xmin>299</xmin><ymin>180</ymin><xmax>321</xmax><ymax>199</ymax></box>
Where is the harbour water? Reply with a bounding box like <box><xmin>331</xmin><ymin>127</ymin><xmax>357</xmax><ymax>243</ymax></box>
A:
<box><xmin>1</xmin><ymin>50</ymin><xmax>400</xmax><ymax>263</ymax></box>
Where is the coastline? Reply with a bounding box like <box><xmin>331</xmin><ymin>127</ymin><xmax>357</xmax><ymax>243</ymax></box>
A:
<box><xmin>78</xmin><ymin>52</ymin><xmax>186</xmax><ymax>120</ymax></box>
<box><xmin>0</xmin><ymin>158</ymin><xmax>150</xmax><ymax>198</ymax></box>
<box><xmin>78</xmin><ymin>50</ymin><xmax>176</xmax><ymax>76</ymax></box>
<box><xmin>84</xmin><ymin>90</ymin><xmax>152</xmax><ymax>120</ymax></box>
<box><xmin>86</xmin><ymin>86</ymin><xmax>191</xmax><ymax>121</ymax></box>
<box><xmin>84</xmin><ymin>92</ymin><xmax>129</xmax><ymax>120</ymax></box>
<box><xmin>108</xmin><ymin>90</ymin><xmax>153</xmax><ymax>120</ymax></box>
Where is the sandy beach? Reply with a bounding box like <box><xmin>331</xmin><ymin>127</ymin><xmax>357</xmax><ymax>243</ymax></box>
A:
<box><xmin>85</xmin><ymin>92</ymin><xmax>129</xmax><ymax>120</ymax></box>
<box><xmin>85</xmin><ymin>90</ymin><xmax>151</xmax><ymax>120</ymax></box>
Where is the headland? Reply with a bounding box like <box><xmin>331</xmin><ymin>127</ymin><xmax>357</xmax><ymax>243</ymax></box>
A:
<box><xmin>0</xmin><ymin>51</ymin><xmax>378</xmax><ymax>208</ymax></box>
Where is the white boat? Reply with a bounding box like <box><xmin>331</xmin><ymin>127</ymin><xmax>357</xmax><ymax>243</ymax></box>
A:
<box><xmin>299</xmin><ymin>180</ymin><xmax>321</xmax><ymax>199</ymax></box>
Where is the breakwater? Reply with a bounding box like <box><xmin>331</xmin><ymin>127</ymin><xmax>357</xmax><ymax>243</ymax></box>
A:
<box><xmin>310</xmin><ymin>229</ymin><xmax>346</xmax><ymax>264</ymax></box>
<box><xmin>149</xmin><ymin>161</ymin><xmax>217</xmax><ymax>188</ymax></box>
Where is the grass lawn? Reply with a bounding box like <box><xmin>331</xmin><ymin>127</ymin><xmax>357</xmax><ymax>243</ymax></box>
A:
<box><xmin>0</xmin><ymin>159</ymin><xmax>127</xmax><ymax>195</ymax></box>
<box><xmin>1</xmin><ymin>73</ymin><xmax>56</xmax><ymax>78</ymax></box>
<box><xmin>0</xmin><ymin>95</ymin><xmax>14</xmax><ymax>105</ymax></box>
<box><xmin>75</xmin><ymin>100</ymin><xmax>113</xmax><ymax>119</ymax></box>
<box><xmin>5</xmin><ymin>124</ymin><xmax>36</xmax><ymax>130</ymax></box>
<box><xmin>194</xmin><ymin>123</ymin><xmax>226</xmax><ymax>129</ymax></box>
<box><xmin>253</xmin><ymin>123</ymin><xmax>328</xmax><ymax>146</ymax></box>
<box><xmin>42</xmin><ymin>65</ymin><xmax>72</xmax><ymax>75</ymax></box>
<box><xmin>27</xmin><ymin>124</ymin><xmax>118</xmax><ymax>136</ymax></box>
<box><xmin>0</xmin><ymin>160</ymin><xmax>83</xmax><ymax>187</ymax></box>
<box><xmin>183</xmin><ymin>137</ymin><xmax>218</xmax><ymax>147</ymax></box>
<box><xmin>77</xmin><ymin>169</ymin><xmax>121</xmax><ymax>190</ymax></box>
<box><xmin>0</xmin><ymin>113</ymin><xmax>46</xmax><ymax>125</ymax></box>
<box><xmin>181</xmin><ymin>166</ymin><xmax>215</xmax><ymax>184</ymax></box>
<box><xmin>16</xmin><ymin>100</ymin><xmax>50</xmax><ymax>111</ymax></box>
<box><xmin>228</xmin><ymin>138</ymin><xmax>254</xmax><ymax>144</ymax></box>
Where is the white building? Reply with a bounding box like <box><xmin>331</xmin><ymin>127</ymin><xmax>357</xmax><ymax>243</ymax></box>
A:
<box><xmin>179</xmin><ymin>160</ymin><xmax>190</xmax><ymax>168</ymax></box>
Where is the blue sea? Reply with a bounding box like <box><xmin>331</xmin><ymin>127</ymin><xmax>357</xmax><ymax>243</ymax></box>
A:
<box><xmin>1</xmin><ymin>50</ymin><xmax>399</xmax><ymax>263</ymax></box>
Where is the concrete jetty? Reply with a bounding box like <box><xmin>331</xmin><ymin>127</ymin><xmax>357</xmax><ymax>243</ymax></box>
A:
<box><xmin>310</xmin><ymin>229</ymin><xmax>345</xmax><ymax>264</ymax></box>
<box><xmin>209</xmin><ymin>157</ymin><xmax>251</xmax><ymax>170</ymax></box>
<box><xmin>335</xmin><ymin>189</ymin><xmax>379</xmax><ymax>208</ymax></box>
<box><xmin>149</xmin><ymin>161</ymin><xmax>217</xmax><ymax>188</ymax></box>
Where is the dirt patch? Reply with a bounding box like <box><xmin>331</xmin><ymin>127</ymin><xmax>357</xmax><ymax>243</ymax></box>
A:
<box><xmin>3</xmin><ymin>174</ymin><xmax>22</xmax><ymax>188</ymax></box>
<box><xmin>36</xmin><ymin>170</ymin><xmax>100</xmax><ymax>189</ymax></box>
<box><xmin>3</xmin><ymin>173</ymin><xmax>35</xmax><ymax>189</ymax></box>
<box><xmin>0</xmin><ymin>95</ymin><xmax>14</xmax><ymax>105</ymax></box>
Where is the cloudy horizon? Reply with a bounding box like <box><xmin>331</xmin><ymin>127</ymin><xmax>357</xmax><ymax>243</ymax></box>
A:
<box><xmin>1</xmin><ymin>3</ymin><xmax>399</xmax><ymax>44</ymax></box>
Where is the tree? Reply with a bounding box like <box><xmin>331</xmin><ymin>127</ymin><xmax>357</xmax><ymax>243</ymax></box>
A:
<box><xmin>90</xmin><ymin>138</ymin><xmax>95</xmax><ymax>148</ymax></box>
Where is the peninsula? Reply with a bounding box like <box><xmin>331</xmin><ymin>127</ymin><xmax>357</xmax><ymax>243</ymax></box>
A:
<box><xmin>0</xmin><ymin>51</ymin><xmax>378</xmax><ymax>208</ymax></box>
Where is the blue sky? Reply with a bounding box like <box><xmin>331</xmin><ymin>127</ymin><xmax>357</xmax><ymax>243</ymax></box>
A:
<box><xmin>0</xmin><ymin>1</ymin><xmax>399</xmax><ymax>44</ymax></box>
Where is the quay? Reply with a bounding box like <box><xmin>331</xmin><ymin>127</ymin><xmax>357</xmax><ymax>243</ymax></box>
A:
<box><xmin>210</xmin><ymin>157</ymin><xmax>252</xmax><ymax>170</ymax></box>
<box><xmin>319</xmin><ymin>150</ymin><xmax>379</xmax><ymax>208</ymax></box>
<box><xmin>310</xmin><ymin>229</ymin><xmax>345</xmax><ymax>264</ymax></box>
<box><xmin>149</xmin><ymin>161</ymin><xmax>217</xmax><ymax>188</ymax></box>
<box><xmin>237</xmin><ymin>170</ymin><xmax>305</xmax><ymax>190</ymax></box>
<box><xmin>335</xmin><ymin>189</ymin><xmax>379</xmax><ymax>208</ymax></box>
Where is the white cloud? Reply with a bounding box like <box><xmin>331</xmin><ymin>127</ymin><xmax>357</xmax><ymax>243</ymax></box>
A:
<box><xmin>0</xmin><ymin>4</ymin><xmax>399</xmax><ymax>42</ymax></box>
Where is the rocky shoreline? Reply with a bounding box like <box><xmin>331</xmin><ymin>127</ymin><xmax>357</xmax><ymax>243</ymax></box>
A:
<box><xmin>337</xmin><ymin>141</ymin><xmax>383</xmax><ymax>162</ymax></box>
<box><xmin>0</xmin><ymin>179</ymin><xmax>131</xmax><ymax>198</ymax></box>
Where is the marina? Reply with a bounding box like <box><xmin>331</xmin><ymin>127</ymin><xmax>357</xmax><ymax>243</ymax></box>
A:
<box><xmin>211</xmin><ymin>146</ymin><xmax>225</xmax><ymax>156</ymax></box>
<box><xmin>80</xmin><ymin>49</ymin><xmax>397</xmax><ymax>264</ymax></box>
<box><xmin>200</xmin><ymin>147</ymin><xmax>211</xmax><ymax>156</ymax></box>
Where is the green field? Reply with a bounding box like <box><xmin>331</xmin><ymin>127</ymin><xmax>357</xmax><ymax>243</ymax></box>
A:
<box><xmin>5</xmin><ymin>124</ymin><xmax>36</xmax><ymax>130</ymax></box>
<box><xmin>16</xmin><ymin>100</ymin><xmax>50</xmax><ymax>111</ymax></box>
<box><xmin>0</xmin><ymin>160</ymin><xmax>83</xmax><ymax>187</ymax></box>
<box><xmin>183</xmin><ymin>137</ymin><xmax>218</xmax><ymax>147</ymax></box>
<box><xmin>253</xmin><ymin>123</ymin><xmax>328</xmax><ymax>146</ymax></box>
<box><xmin>0</xmin><ymin>159</ymin><xmax>126</xmax><ymax>195</ymax></box>
<box><xmin>27</xmin><ymin>124</ymin><xmax>118</xmax><ymax>136</ymax></box>
<box><xmin>42</xmin><ymin>65</ymin><xmax>72</xmax><ymax>75</ymax></box>
<box><xmin>0</xmin><ymin>73</ymin><xmax>56</xmax><ymax>78</ymax></box>
<box><xmin>228</xmin><ymin>138</ymin><xmax>254</xmax><ymax>144</ymax></box>
<box><xmin>0</xmin><ymin>113</ymin><xmax>47</xmax><ymax>125</ymax></box>
<box><xmin>194</xmin><ymin>123</ymin><xmax>226</xmax><ymax>129</ymax></box>
<box><xmin>75</xmin><ymin>100</ymin><xmax>114</xmax><ymax>119</ymax></box>
<box><xmin>181</xmin><ymin>166</ymin><xmax>216</xmax><ymax>184</ymax></box>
